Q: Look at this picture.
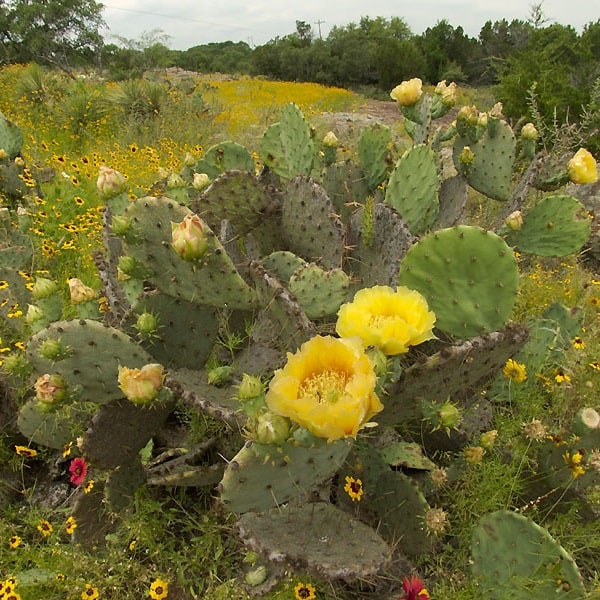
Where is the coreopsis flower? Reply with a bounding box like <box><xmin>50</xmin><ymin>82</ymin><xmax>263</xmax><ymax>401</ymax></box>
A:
<box><xmin>434</xmin><ymin>80</ymin><xmax>457</xmax><ymax>106</ymax></box>
<box><xmin>67</xmin><ymin>278</ymin><xmax>96</xmax><ymax>304</ymax></box>
<box><xmin>118</xmin><ymin>364</ymin><xmax>165</xmax><ymax>405</ymax></box>
<box><xmin>69</xmin><ymin>457</ymin><xmax>87</xmax><ymax>486</ymax></box>
<box><xmin>37</xmin><ymin>519</ymin><xmax>53</xmax><ymax>538</ymax></box>
<box><xmin>567</xmin><ymin>148</ymin><xmax>598</xmax><ymax>184</ymax></box>
<box><xmin>65</xmin><ymin>516</ymin><xmax>77</xmax><ymax>535</ymax></box>
<box><xmin>521</xmin><ymin>122</ymin><xmax>539</xmax><ymax>140</ymax></box>
<box><xmin>336</xmin><ymin>285</ymin><xmax>436</xmax><ymax>356</ymax></box>
<box><xmin>81</xmin><ymin>583</ymin><xmax>99</xmax><ymax>600</ymax></box>
<box><xmin>15</xmin><ymin>445</ymin><xmax>37</xmax><ymax>458</ymax></box>
<box><xmin>343</xmin><ymin>475</ymin><xmax>364</xmax><ymax>502</ymax></box>
<box><xmin>502</xmin><ymin>358</ymin><xmax>527</xmax><ymax>383</ymax></box>
<box><xmin>34</xmin><ymin>373</ymin><xmax>68</xmax><ymax>406</ymax></box>
<box><xmin>294</xmin><ymin>582</ymin><xmax>316</xmax><ymax>600</ymax></box>
<box><xmin>97</xmin><ymin>165</ymin><xmax>126</xmax><ymax>197</ymax></box>
<box><xmin>8</xmin><ymin>535</ymin><xmax>21</xmax><ymax>549</ymax></box>
<box><xmin>554</xmin><ymin>368</ymin><xmax>571</xmax><ymax>384</ymax></box>
<box><xmin>149</xmin><ymin>578</ymin><xmax>169</xmax><ymax>600</ymax></box>
<box><xmin>400</xmin><ymin>575</ymin><xmax>430</xmax><ymax>600</ymax></box>
<box><xmin>171</xmin><ymin>214</ymin><xmax>209</xmax><ymax>261</ymax></box>
<box><xmin>266</xmin><ymin>335</ymin><xmax>383</xmax><ymax>441</ymax></box>
<box><xmin>390</xmin><ymin>78</ymin><xmax>423</xmax><ymax>106</ymax></box>
<box><xmin>572</xmin><ymin>336</ymin><xmax>585</xmax><ymax>349</ymax></box>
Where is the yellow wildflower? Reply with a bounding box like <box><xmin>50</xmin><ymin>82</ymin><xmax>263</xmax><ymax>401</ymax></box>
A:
<box><xmin>567</xmin><ymin>148</ymin><xmax>598</xmax><ymax>184</ymax></box>
<box><xmin>502</xmin><ymin>358</ymin><xmax>527</xmax><ymax>383</ymax></box>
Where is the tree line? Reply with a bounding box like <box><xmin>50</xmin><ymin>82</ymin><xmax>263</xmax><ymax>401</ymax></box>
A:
<box><xmin>1</xmin><ymin>0</ymin><xmax>599</xmax><ymax>124</ymax></box>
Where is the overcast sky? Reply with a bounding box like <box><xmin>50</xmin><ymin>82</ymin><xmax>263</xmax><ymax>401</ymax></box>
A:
<box><xmin>100</xmin><ymin>1</ymin><xmax>599</xmax><ymax>50</ymax></box>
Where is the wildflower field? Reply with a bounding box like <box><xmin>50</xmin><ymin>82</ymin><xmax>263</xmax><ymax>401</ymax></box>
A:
<box><xmin>0</xmin><ymin>63</ymin><xmax>600</xmax><ymax>600</ymax></box>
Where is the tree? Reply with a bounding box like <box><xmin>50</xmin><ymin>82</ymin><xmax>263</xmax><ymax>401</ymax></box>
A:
<box><xmin>0</xmin><ymin>0</ymin><xmax>104</xmax><ymax>67</ymax></box>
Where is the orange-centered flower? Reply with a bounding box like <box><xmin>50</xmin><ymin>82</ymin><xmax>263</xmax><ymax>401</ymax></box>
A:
<box><xmin>266</xmin><ymin>336</ymin><xmax>383</xmax><ymax>441</ymax></box>
<box><xmin>336</xmin><ymin>285</ymin><xmax>436</xmax><ymax>355</ymax></box>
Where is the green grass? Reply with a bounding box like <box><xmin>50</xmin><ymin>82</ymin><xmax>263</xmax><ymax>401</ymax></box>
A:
<box><xmin>1</xmin><ymin>64</ymin><xmax>599</xmax><ymax>600</ymax></box>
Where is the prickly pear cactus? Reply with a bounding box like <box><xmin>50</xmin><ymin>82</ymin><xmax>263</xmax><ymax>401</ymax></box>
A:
<box><xmin>471</xmin><ymin>510</ymin><xmax>586</xmax><ymax>599</ymax></box>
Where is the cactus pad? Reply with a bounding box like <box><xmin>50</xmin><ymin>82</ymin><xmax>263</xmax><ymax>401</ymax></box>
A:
<box><xmin>398</xmin><ymin>225</ymin><xmax>519</xmax><ymax>338</ymax></box>
<box><xmin>121</xmin><ymin>196</ymin><xmax>257</xmax><ymax>310</ymax></box>
<box><xmin>219</xmin><ymin>436</ymin><xmax>352</xmax><ymax>513</ymax></box>
<box><xmin>280</xmin><ymin>176</ymin><xmax>345</xmax><ymax>269</ymax></box>
<box><xmin>237</xmin><ymin>502</ymin><xmax>390</xmax><ymax>579</ymax></box>
<box><xmin>193</xmin><ymin>141</ymin><xmax>255</xmax><ymax>179</ymax></box>
<box><xmin>471</xmin><ymin>510</ymin><xmax>586</xmax><ymax>599</ymax></box>
<box><xmin>358</xmin><ymin>124</ymin><xmax>392</xmax><ymax>189</ymax></box>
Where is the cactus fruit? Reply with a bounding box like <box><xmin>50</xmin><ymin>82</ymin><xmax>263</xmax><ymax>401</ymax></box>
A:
<box><xmin>471</xmin><ymin>510</ymin><xmax>586</xmax><ymax>599</ymax></box>
<box><xmin>399</xmin><ymin>225</ymin><xmax>519</xmax><ymax>338</ymax></box>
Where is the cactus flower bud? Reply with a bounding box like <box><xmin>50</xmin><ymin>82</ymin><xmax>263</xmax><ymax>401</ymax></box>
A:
<box><xmin>567</xmin><ymin>148</ymin><xmax>598</xmax><ymax>184</ymax></box>
<box><xmin>97</xmin><ymin>166</ymin><xmax>126</xmax><ymax>198</ymax></box>
<box><xmin>135</xmin><ymin>312</ymin><xmax>160</xmax><ymax>338</ymax></box>
<box><xmin>166</xmin><ymin>172</ymin><xmax>185</xmax><ymax>189</ymax></box>
<box><xmin>207</xmin><ymin>365</ymin><xmax>234</xmax><ymax>386</ymax></box>
<box><xmin>111</xmin><ymin>215</ymin><xmax>133</xmax><ymax>236</ymax></box>
<box><xmin>32</xmin><ymin>277</ymin><xmax>58</xmax><ymax>300</ymax></box>
<box><xmin>464</xmin><ymin>445</ymin><xmax>485</xmax><ymax>464</ymax></box>
<box><xmin>504</xmin><ymin>210</ymin><xmax>523</xmax><ymax>231</ymax></box>
<box><xmin>171</xmin><ymin>214</ymin><xmax>209</xmax><ymax>261</ymax></box>
<box><xmin>477</xmin><ymin>112</ymin><xmax>488</xmax><ymax>128</ymax></box>
<box><xmin>238</xmin><ymin>373</ymin><xmax>265</xmax><ymax>400</ymax></box>
<box><xmin>25</xmin><ymin>303</ymin><xmax>46</xmax><ymax>326</ymax></box>
<box><xmin>390</xmin><ymin>78</ymin><xmax>423</xmax><ymax>106</ymax></box>
<box><xmin>183</xmin><ymin>151</ymin><xmax>196</xmax><ymax>167</ymax></box>
<box><xmin>0</xmin><ymin>148</ymin><xmax>7</xmax><ymax>160</ymax></box>
<box><xmin>35</xmin><ymin>373</ymin><xmax>68</xmax><ymax>406</ymax></box>
<box><xmin>456</xmin><ymin>105</ymin><xmax>479</xmax><ymax>125</ymax></box>
<box><xmin>244</xmin><ymin>565</ymin><xmax>268</xmax><ymax>587</ymax></box>
<box><xmin>459</xmin><ymin>146</ymin><xmax>475</xmax><ymax>166</ymax></box>
<box><xmin>521</xmin><ymin>123</ymin><xmax>539</xmax><ymax>140</ymax></box>
<box><xmin>118</xmin><ymin>363</ymin><xmax>164</xmax><ymax>405</ymax></box>
<box><xmin>38</xmin><ymin>338</ymin><xmax>72</xmax><ymax>361</ymax></box>
<box><xmin>489</xmin><ymin>102</ymin><xmax>503</xmax><ymax>119</ymax></box>
<box><xmin>67</xmin><ymin>278</ymin><xmax>96</xmax><ymax>304</ymax></box>
<box><xmin>434</xmin><ymin>80</ymin><xmax>457</xmax><ymax>106</ymax></box>
<box><xmin>255</xmin><ymin>412</ymin><xmax>291</xmax><ymax>445</ymax></box>
<box><xmin>322</xmin><ymin>131</ymin><xmax>339</xmax><ymax>148</ymax></box>
<box><xmin>14</xmin><ymin>156</ymin><xmax>25</xmax><ymax>167</ymax></box>
<box><xmin>192</xmin><ymin>173</ymin><xmax>211</xmax><ymax>191</ymax></box>
<box><xmin>2</xmin><ymin>352</ymin><xmax>31</xmax><ymax>376</ymax></box>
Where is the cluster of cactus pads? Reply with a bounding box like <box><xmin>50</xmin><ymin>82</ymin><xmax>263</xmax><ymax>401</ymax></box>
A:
<box><xmin>1</xmin><ymin>82</ymin><xmax>599</xmax><ymax>597</ymax></box>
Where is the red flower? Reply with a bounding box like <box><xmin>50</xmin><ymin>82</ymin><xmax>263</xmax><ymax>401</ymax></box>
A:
<box><xmin>400</xmin><ymin>576</ymin><xmax>430</xmax><ymax>600</ymax></box>
<box><xmin>69</xmin><ymin>457</ymin><xmax>87</xmax><ymax>486</ymax></box>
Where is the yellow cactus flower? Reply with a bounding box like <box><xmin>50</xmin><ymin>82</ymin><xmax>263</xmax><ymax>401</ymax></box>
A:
<box><xmin>67</xmin><ymin>278</ymin><xmax>96</xmax><ymax>304</ymax></box>
<box><xmin>322</xmin><ymin>131</ymin><xmax>339</xmax><ymax>148</ymax></box>
<box><xmin>265</xmin><ymin>336</ymin><xmax>383</xmax><ymax>441</ymax></box>
<box><xmin>117</xmin><ymin>363</ymin><xmax>165</xmax><ymax>405</ymax></box>
<box><xmin>434</xmin><ymin>80</ymin><xmax>457</xmax><ymax>106</ymax></box>
<box><xmin>336</xmin><ymin>285</ymin><xmax>436</xmax><ymax>355</ymax></box>
<box><xmin>567</xmin><ymin>148</ymin><xmax>598</xmax><ymax>184</ymax></box>
<box><xmin>390</xmin><ymin>78</ymin><xmax>423</xmax><ymax>106</ymax></box>
<box><xmin>520</xmin><ymin>122</ymin><xmax>539</xmax><ymax>140</ymax></box>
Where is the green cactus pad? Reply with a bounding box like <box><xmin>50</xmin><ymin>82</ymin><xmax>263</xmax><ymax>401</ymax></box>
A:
<box><xmin>237</xmin><ymin>502</ymin><xmax>390</xmax><ymax>579</ymax></box>
<box><xmin>219</xmin><ymin>436</ymin><xmax>353</xmax><ymax>513</ymax></box>
<box><xmin>347</xmin><ymin>202</ymin><xmax>415</xmax><ymax>289</ymax></box>
<box><xmin>321</xmin><ymin>160</ymin><xmax>371</xmax><ymax>221</ymax></box>
<box><xmin>105</xmin><ymin>459</ymin><xmax>147</xmax><ymax>513</ymax></box>
<box><xmin>17</xmin><ymin>399</ymin><xmax>95</xmax><ymax>449</ymax></box>
<box><xmin>471</xmin><ymin>510</ymin><xmax>586</xmax><ymax>599</ymax></box>
<box><xmin>288</xmin><ymin>263</ymin><xmax>350</xmax><ymax>319</ymax></box>
<box><xmin>504</xmin><ymin>195</ymin><xmax>591</xmax><ymax>257</ymax></box>
<box><xmin>132</xmin><ymin>291</ymin><xmax>219</xmax><ymax>370</ymax></box>
<box><xmin>71</xmin><ymin>482</ymin><xmax>115</xmax><ymax>548</ymax></box>
<box><xmin>380</xmin><ymin>324</ymin><xmax>528</xmax><ymax>426</ymax></box>
<box><xmin>0</xmin><ymin>268</ymin><xmax>31</xmax><ymax>336</ymax></box>
<box><xmin>379</xmin><ymin>441</ymin><xmax>436</xmax><ymax>471</ymax></box>
<box><xmin>370</xmin><ymin>471</ymin><xmax>434</xmax><ymax>556</ymax></box>
<box><xmin>261</xmin><ymin>250</ymin><xmax>307</xmax><ymax>282</ymax></box>
<box><xmin>385</xmin><ymin>144</ymin><xmax>440</xmax><ymax>235</ymax></box>
<box><xmin>0</xmin><ymin>226</ymin><xmax>34</xmax><ymax>271</ymax></box>
<box><xmin>0</xmin><ymin>111</ymin><xmax>24</xmax><ymax>159</ymax></box>
<box><xmin>122</xmin><ymin>197</ymin><xmax>257</xmax><ymax>310</ymax></box>
<box><xmin>280</xmin><ymin>176</ymin><xmax>345</xmax><ymax>269</ymax></box>
<box><xmin>358</xmin><ymin>124</ymin><xmax>392</xmax><ymax>189</ymax></box>
<box><xmin>27</xmin><ymin>319</ymin><xmax>155</xmax><ymax>404</ymax></box>
<box><xmin>81</xmin><ymin>396</ymin><xmax>176</xmax><ymax>470</ymax></box>
<box><xmin>193</xmin><ymin>170</ymin><xmax>279</xmax><ymax>235</ymax></box>
<box><xmin>453</xmin><ymin>119</ymin><xmax>516</xmax><ymax>201</ymax></box>
<box><xmin>398</xmin><ymin>225</ymin><xmax>519</xmax><ymax>338</ymax></box>
<box><xmin>435</xmin><ymin>175</ymin><xmax>468</xmax><ymax>228</ymax></box>
<box><xmin>193</xmin><ymin>141</ymin><xmax>255</xmax><ymax>179</ymax></box>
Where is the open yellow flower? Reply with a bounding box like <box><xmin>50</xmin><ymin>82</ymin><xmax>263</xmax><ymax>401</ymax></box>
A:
<box><xmin>567</xmin><ymin>148</ymin><xmax>598</xmax><ymax>184</ymax></box>
<box><xmin>390</xmin><ymin>78</ymin><xmax>423</xmax><ymax>106</ymax></box>
<box><xmin>265</xmin><ymin>336</ymin><xmax>383</xmax><ymax>441</ymax></box>
<box><xmin>336</xmin><ymin>285</ymin><xmax>436</xmax><ymax>355</ymax></box>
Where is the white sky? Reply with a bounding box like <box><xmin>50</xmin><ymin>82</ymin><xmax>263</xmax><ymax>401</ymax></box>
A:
<box><xmin>100</xmin><ymin>1</ymin><xmax>599</xmax><ymax>50</ymax></box>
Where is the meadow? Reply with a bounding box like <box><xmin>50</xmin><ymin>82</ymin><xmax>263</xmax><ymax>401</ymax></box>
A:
<box><xmin>0</xmin><ymin>64</ymin><xmax>599</xmax><ymax>600</ymax></box>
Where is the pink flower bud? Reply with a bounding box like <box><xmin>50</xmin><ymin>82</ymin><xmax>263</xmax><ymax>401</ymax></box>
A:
<box><xmin>97</xmin><ymin>166</ymin><xmax>126</xmax><ymax>198</ymax></box>
<box><xmin>171</xmin><ymin>214</ymin><xmax>209</xmax><ymax>261</ymax></box>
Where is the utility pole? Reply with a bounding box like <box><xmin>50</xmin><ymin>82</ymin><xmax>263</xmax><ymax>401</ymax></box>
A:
<box><xmin>314</xmin><ymin>19</ymin><xmax>325</xmax><ymax>40</ymax></box>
